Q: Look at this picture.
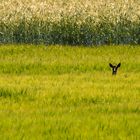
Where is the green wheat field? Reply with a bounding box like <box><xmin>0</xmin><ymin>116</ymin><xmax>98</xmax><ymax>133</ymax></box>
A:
<box><xmin>0</xmin><ymin>45</ymin><xmax>140</xmax><ymax>139</ymax></box>
<box><xmin>0</xmin><ymin>0</ymin><xmax>140</xmax><ymax>139</ymax></box>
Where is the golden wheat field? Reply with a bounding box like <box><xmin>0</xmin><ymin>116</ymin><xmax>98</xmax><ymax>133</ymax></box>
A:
<box><xmin>0</xmin><ymin>0</ymin><xmax>140</xmax><ymax>45</ymax></box>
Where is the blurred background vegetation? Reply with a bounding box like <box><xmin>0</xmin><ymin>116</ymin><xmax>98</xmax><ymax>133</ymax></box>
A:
<box><xmin>0</xmin><ymin>0</ymin><xmax>140</xmax><ymax>45</ymax></box>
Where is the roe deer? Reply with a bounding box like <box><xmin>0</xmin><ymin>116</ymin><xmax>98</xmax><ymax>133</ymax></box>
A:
<box><xmin>109</xmin><ymin>63</ymin><xmax>121</xmax><ymax>75</ymax></box>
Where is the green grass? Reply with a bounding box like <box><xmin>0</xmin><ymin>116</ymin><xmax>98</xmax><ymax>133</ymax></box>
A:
<box><xmin>0</xmin><ymin>45</ymin><xmax>140</xmax><ymax>140</ymax></box>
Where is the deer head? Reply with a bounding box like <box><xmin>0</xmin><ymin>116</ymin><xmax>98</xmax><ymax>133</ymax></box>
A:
<box><xmin>109</xmin><ymin>63</ymin><xmax>121</xmax><ymax>75</ymax></box>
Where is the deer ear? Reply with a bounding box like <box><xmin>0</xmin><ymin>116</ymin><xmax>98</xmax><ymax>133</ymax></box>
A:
<box><xmin>117</xmin><ymin>63</ymin><xmax>121</xmax><ymax>68</ymax></box>
<box><xmin>109</xmin><ymin>63</ymin><xmax>113</xmax><ymax>68</ymax></box>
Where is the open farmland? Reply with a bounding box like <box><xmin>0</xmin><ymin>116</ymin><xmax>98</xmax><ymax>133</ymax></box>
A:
<box><xmin>0</xmin><ymin>0</ymin><xmax>140</xmax><ymax>45</ymax></box>
<box><xmin>0</xmin><ymin>45</ymin><xmax>140</xmax><ymax>139</ymax></box>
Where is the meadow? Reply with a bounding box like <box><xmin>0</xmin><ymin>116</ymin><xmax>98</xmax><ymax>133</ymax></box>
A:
<box><xmin>0</xmin><ymin>44</ymin><xmax>140</xmax><ymax>139</ymax></box>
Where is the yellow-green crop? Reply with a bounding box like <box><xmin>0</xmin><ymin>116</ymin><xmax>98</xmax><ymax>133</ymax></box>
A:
<box><xmin>0</xmin><ymin>44</ymin><xmax>140</xmax><ymax>139</ymax></box>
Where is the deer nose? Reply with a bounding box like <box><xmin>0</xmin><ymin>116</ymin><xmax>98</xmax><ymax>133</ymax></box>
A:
<box><xmin>113</xmin><ymin>71</ymin><xmax>116</xmax><ymax>74</ymax></box>
<box><xmin>112</xmin><ymin>68</ymin><xmax>117</xmax><ymax>75</ymax></box>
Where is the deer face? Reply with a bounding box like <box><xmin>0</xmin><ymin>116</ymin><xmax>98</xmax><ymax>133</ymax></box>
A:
<box><xmin>109</xmin><ymin>63</ymin><xmax>121</xmax><ymax>75</ymax></box>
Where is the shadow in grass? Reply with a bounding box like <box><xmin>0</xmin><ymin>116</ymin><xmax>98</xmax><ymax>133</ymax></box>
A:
<box><xmin>0</xmin><ymin>63</ymin><xmax>105</xmax><ymax>75</ymax></box>
<box><xmin>0</xmin><ymin>88</ymin><xmax>35</xmax><ymax>102</ymax></box>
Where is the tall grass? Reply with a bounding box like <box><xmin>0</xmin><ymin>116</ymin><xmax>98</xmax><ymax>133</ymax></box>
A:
<box><xmin>0</xmin><ymin>0</ymin><xmax>140</xmax><ymax>45</ymax></box>
<box><xmin>0</xmin><ymin>45</ymin><xmax>140</xmax><ymax>139</ymax></box>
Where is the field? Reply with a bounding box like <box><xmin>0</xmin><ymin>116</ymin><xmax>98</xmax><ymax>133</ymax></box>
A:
<box><xmin>0</xmin><ymin>44</ymin><xmax>140</xmax><ymax>139</ymax></box>
<box><xmin>1</xmin><ymin>0</ymin><xmax>140</xmax><ymax>139</ymax></box>
<box><xmin>0</xmin><ymin>0</ymin><xmax>140</xmax><ymax>45</ymax></box>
